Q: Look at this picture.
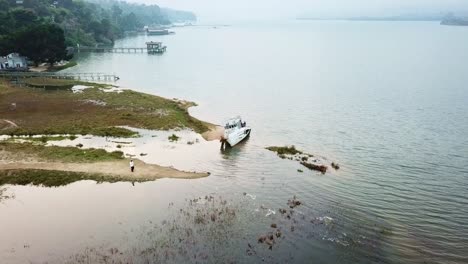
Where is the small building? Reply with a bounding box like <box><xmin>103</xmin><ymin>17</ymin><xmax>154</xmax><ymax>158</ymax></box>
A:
<box><xmin>146</xmin><ymin>41</ymin><xmax>167</xmax><ymax>54</ymax></box>
<box><xmin>0</xmin><ymin>57</ymin><xmax>7</xmax><ymax>70</ymax></box>
<box><xmin>16</xmin><ymin>0</ymin><xmax>24</xmax><ymax>4</ymax></box>
<box><xmin>0</xmin><ymin>53</ymin><xmax>28</xmax><ymax>70</ymax></box>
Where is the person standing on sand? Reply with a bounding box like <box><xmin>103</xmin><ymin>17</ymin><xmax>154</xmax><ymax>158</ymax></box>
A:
<box><xmin>130</xmin><ymin>160</ymin><xmax>135</xmax><ymax>172</ymax></box>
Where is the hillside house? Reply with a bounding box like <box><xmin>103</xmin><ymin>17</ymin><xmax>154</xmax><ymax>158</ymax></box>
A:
<box><xmin>0</xmin><ymin>53</ymin><xmax>28</xmax><ymax>70</ymax></box>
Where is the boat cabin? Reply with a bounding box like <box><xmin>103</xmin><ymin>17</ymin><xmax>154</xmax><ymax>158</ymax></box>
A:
<box><xmin>224</xmin><ymin>117</ymin><xmax>247</xmax><ymax>130</ymax></box>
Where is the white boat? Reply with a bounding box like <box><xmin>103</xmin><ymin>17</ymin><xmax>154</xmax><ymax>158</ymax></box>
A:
<box><xmin>223</xmin><ymin>116</ymin><xmax>251</xmax><ymax>147</ymax></box>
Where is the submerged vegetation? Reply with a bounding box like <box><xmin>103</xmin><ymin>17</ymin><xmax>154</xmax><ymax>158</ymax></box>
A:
<box><xmin>266</xmin><ymin>145</ymin><xmax>341</xmax><ymax>174</ymax></box>
<box><xmin>266</xmin><ymin>145</ymin><xmax>303</xmax><ymax>155</ymax></box>
<box><xmin>300</xmin><ymin>161</ymin><xmax>328</xmax><ymax>174</ymax></box>
<box><xmin>0</xmin><ymin>81</ymin><xmax>210</xmax><ymax>137</ymax></box>
<box><xmin>0</xmin><ymin>187</ymin><xmax>14</xmax><ymax>202</ymax></box>
<box><xmin>60</xmin><ymin>194</ymin><xmax>393</xmax><ymax>263</ymax></box>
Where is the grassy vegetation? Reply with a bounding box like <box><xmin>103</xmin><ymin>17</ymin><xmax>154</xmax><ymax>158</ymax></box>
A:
<box><xmin>168</xmin><ymin>134</ymin><xmax>180</xmax><ymax>142</ymax></box>
<box><xmin>0</xmin><ymin>169</ymin><xmax>149</xmax><ymax>187</ymax></box>
<box><xmin>23</xmin><ymin>78</ymin><xmax>77</xmax><ymax>90</ymax></box>
<box><xmin>266</xmin><ymin>146</ymin><xmax>303</xmax><ymax>155</ymax></box>
<box><xmin>47</xmin><ymin>61</ymin><xmax>78</xmax><ymax>72</ymax></box>
<box><xmin>11</xmin><ymin>135</ymin><xmax>78</xmax><ymax>143</ymax></box>
<box><xmin>0</xmin><ymin>80</ymin><xmax>210</xmax><ymax>137</ymax></box>
<box><xmin>0</xmin><ymin>142</ymin><xmax>124</xmax><ymax>163</ymax></box>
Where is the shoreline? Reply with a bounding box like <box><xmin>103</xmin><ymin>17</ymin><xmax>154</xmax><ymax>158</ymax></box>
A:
<box><xmin>0</xmin><ymin>80</ymin><xmax>221</xmax><ymax>184</ymax></box>
<box><xmin>0</xmin><ymin>159</ymin><xmax>210</xmax><ymax>183</ymax></box>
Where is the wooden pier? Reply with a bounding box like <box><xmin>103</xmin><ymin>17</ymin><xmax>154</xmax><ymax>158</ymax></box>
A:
<box><xmin>0</xmin><ymin>72</ymin><xmax>120</xmax><ymax>82</ymax></box>
<box><xmin>77</xmin><ymin>47</ymin><xmax>147</xmax><ymax>53</ymax></box>
<box><xmin>76</xmin><ymin>42</ymin><xmax>167</xmax><ymax>54</ymax></box>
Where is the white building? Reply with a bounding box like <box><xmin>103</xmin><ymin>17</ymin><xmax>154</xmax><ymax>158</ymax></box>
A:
<box><xmin>0</xmin><ymin>57</ymin><xmax>7</xmax><ymax>70</ymax></box>
<box><xmin>0</xmin><ymin>53</ymin><xmax>28</xmax><ymax>70</ymax></box>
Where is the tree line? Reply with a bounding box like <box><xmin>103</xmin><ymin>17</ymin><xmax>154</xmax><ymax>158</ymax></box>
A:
<box><xmin>0</xmin><ymin>0</ymin><xmax>196</xmax><ymax>65</ymax></box>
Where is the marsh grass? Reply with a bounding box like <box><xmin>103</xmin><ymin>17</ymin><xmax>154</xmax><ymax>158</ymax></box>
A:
<box><xmin>0</xmin><ymin>142</ymin><xmax>124</xmax><ymax>163</ymax></box>
<box><xmin>0</xmin><ymin>81</ymin><xmax>209</xmax><ymax>138</ymax></box>
<box><xmin>12</xmin><ymin>135</ymin><xmax>78</xmax><ymax>143</ymax></box>
<box><xmin>0</xmin><ymin>169</ymin><xmax>148</xmax><ymax>187</ymax></box>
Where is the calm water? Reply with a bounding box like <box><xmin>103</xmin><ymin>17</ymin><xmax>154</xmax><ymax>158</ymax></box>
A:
<box><xmin>1</xmin><ymin>21</ymin><xmax>468</xmax><ymax>263</ymax></box>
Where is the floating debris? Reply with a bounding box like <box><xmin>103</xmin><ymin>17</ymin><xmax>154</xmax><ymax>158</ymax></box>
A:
<box><xmin>275</xmin><ymin>230</ymin><xmax>282</xmax><ymax>238</ymax></box>
<box><xmin>257</xmin><ymin>233</ymin><xmax>276</xmax><ymax>250</ymax></box>
<box><xmin>311</xmin><ymin>216</ymin><xmax>334</xmax><ymax>226</ymax></box>
<box><xmin>245</xmin><ymin>193</ymin><xmax>256</xmax><ymax>200</ymax></box>
<box><xmin>265</xmin><ymin>209</ymin><xmax>276</xmax><ymax>217</ymax></box>
<box><xmin>331</xmin><ymin>162</ymin><xmax>340</xmax><ymax>170</ymax></box>
<box><xmin>287</xmin><ymin>196</ymin><xmax>302</xmax><ymax>209</ymax></box>
<box><xmin>246</xmin><ymin>243</ymin><xmax>256</xmax><ymax>256</ymax></box>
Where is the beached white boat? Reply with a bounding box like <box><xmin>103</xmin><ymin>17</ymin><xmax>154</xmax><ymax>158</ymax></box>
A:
<box><xmin>222</xmin><ymin>116</ymin><xmax>251</xmax><ymax>147</ymax></box>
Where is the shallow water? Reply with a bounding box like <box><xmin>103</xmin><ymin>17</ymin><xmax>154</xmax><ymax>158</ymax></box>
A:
<box><xmin>1</xmin><ymin>20</ymin><xmax>468</xmax><ymax>263</ymax></box>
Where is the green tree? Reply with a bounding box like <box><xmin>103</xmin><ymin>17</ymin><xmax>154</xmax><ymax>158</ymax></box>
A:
<box><xmin>14</xmin><ymin>23</ymin><xmax>68</xmax><ymax>66</ymax></box>
<box><xmin>10</xmin><ymin>8</ymin><xmax>38</xmax><ymax>29</ymax></box>
<box><xmin>111</xmin><ymin>4</ymin><xmax>122</xmax><ymax>22</ymax></box>
<box><xmin>120</xmin><ymin>12</ymin><xmax>141</xmax><ymax>31</ymax></box>
<box><xmin>0</xmin><ymin>0</ymin><xmax>10</xmax><ymax>10</ymax></box>
<box><xmin>0</xmin><ymin>11</ymin><xmax>14</xmax><ymax>35</ymax></box>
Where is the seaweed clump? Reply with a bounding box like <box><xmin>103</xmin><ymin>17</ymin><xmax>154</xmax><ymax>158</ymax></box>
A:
<box><xmin>266</xmin><ymin>145</ymin><xmax>302</xmax><ymax>155</ymax></box>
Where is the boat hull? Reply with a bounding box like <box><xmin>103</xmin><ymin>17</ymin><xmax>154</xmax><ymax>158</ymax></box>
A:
<box><xmin>226</xmin><ymin>128</ymin><xmax>251</xmax><ymax>147</ymax></box>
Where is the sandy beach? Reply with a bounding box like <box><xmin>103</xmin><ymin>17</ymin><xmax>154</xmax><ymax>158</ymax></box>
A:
<box><xmin>202</xmin><ymin>124</ymin><xmax>225</xmax><ymax>141</ymax></box>
<box><xmin>0</xmin><ymin>158</ymin><xmax>209</xmax><ymax>180</ymax></box>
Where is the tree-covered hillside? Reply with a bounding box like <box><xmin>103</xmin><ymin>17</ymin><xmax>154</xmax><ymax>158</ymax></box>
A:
<box><xmin>0</xmin><ymin>0</ymin><xmax>196</xmax><ymax>49</ymax></box>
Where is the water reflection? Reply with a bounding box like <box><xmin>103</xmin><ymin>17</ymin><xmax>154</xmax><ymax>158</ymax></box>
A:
<box><xmin>220</xmin><ymin>136</ymin><xmax>250</xmax><ymax>158</ymax></box>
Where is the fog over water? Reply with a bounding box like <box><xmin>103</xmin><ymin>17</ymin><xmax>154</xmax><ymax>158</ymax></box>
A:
<box><xmin>7</xmin><ymin>20</ymin><xmax>461</xmax><ymax>263</ymax></box>
<box><xmin>126</xmin><ymin>0</ymin><xmax>468</xmax><ymax>21</ymax></box>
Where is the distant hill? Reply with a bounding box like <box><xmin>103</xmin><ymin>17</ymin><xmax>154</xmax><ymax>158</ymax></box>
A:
<box><xmin>161</xmin><ymin>8</ymin><xmax>197</xmax><ymax>23</ymax></box>
<box><xmin>441</xmin><ymin>13</ymin><xmax>468</xmax><ymax>26</ymax></box>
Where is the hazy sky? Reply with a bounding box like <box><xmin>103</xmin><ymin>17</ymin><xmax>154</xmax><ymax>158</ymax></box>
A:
<box><xmin>125</xmin><ymin>0</ymin><xmax>468</xmax><ymax>22</ymax></box>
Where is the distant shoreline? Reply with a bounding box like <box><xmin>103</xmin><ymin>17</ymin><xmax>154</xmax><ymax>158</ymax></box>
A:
<box><xmin>296</xmin><ymin>17</ymin><xmax>441</xmax><ymax>22</ymax></box>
